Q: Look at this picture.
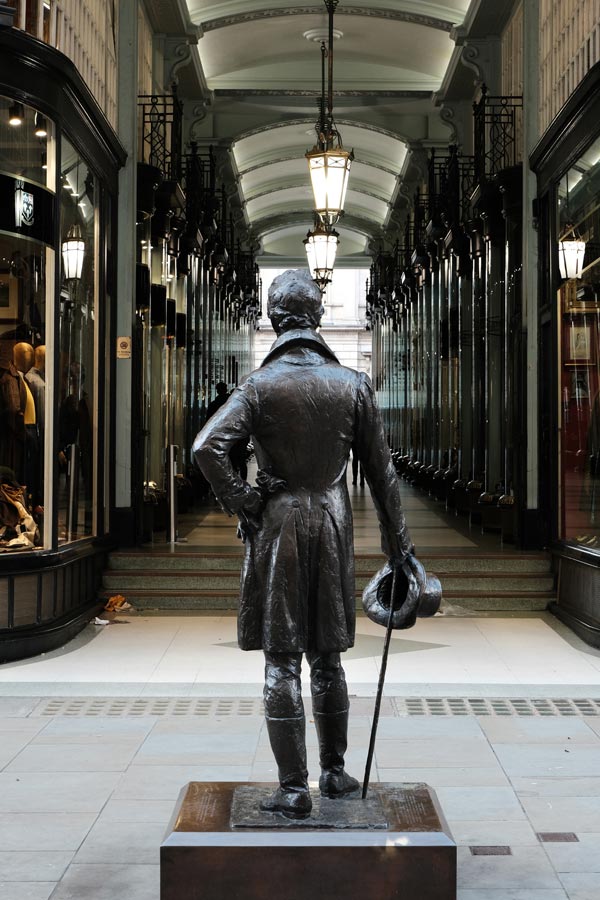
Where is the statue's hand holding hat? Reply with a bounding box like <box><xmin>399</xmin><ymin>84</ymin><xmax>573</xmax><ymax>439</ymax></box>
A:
<box><xmin>362</xmin><ymin>554</ymin><xmax>442</xmax><ymax>630</ymax></box>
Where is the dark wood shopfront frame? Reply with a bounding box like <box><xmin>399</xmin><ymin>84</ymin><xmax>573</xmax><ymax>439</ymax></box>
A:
<box><xmin>531</xmin><ymin>61</ymin><xmax>600</xmax><ymax>647</ymax></box>
<box><xmin>0</xmin><ymin>26</ymin><xmax>126</xmax><ymax>661</ymax></box>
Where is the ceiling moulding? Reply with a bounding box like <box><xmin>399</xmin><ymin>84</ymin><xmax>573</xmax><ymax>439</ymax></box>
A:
<box><xmin>434</xmin><ymin>0</ymin><xmax>519</xmax><ymax>103</ymax></box>
<box><xmin>238</xmin><ymin>154</ymin><xmax>399</xmax><ymax>179</ymax></box>
<box><xmin>256</xmin><ymin>255</ymin><xmax>371</xmax><ymax>267</ymax></box>
<box><xmin>243</xmin><ymin>181</ymin><xmax>390</xmax><ymax>205</ymax></box>
<box><xmin>212</xmin><ymin>77</ymin><xmax>440</xmax><ymax>93</ymax></box>
<box><xmin>198</xmin><ymin>6</ymin><xmax>455</xmax><ymax>33</ymax></box>
<box><xmin>254</xmin><ymin>211</ymin><xmax>380</xmax><ymax>238</ymax></box>
<box><xmin>144</xmin><ymin>0</ymin><xmax>199</xmax><ymax>37</ymax></box>
<box><xmin>213</xmin><ymin>89</ymin><xmax>432</xmax><ymax>98</ymax></box>
<box><xmin>232</xmin><ymin>116</ymin><xmax>408</xmax><ymax>146</ymax></box>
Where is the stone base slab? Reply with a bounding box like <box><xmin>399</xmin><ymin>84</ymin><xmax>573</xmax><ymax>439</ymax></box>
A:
<box><xmin>161</xmin><ymin>782</ymin><xmax>456</xmax><ymax>900</ymax></box>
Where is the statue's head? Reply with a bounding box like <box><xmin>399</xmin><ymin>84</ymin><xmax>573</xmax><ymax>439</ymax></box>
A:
<box><xmin>267</xmin><ymin>269</ymin><xmax>324</xmax><ymax>335</ymax></box>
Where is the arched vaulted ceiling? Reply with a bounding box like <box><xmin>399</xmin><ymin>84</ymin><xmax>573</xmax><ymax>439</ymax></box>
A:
<box><xmin>185</xmin><ymin>1</ymin><xmax>470</xmax><ymax>263</ymax></box>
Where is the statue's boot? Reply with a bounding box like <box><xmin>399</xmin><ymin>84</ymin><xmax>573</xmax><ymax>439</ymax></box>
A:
<box><xmin>260</xmin><ymin>716</ymin><xmax>312</xmax><ymax>820</ymax></box>
<box><xmin>314</xmin><ymin>709</ymin><xmax>360</xmax><ymax>798</ymax></box>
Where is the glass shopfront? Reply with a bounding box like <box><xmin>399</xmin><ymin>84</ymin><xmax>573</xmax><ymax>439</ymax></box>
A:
<box><xmin>0</xmin><ymin>94</ymin><xmax>54</xmax><ymax>551</ymax></box>
<box><xmin>0</xmin><ymin>97</ymin><xmax>104</xmax><ymax>555</ymax></box>
<box><xmin>558</xmin><ymin>135</ymin><xmax>600</xmax><ymax>547</ymax></box>
<box><xmin>58</xmin><ymin>136</ymin><xmax>98</xmax><ymax>543</ymax></box>
<box><xmin>0</xmin><ymin>25</ymin><xmax>124</xmax><ymax>662</ymax></box>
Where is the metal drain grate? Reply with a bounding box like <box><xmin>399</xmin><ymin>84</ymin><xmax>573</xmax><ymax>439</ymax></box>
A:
<box><xmin>32</xmin><ymin>696</ymin><xmax>600</xmax><ymax>717</ymax></box>
<box><xmin>394</xmin><ymin>697</ymin><xmax>600</xmax><ymax>717</ymax></box>
<box><xmin>35</xmin><ymin>698</ymin><xmax>265</xmax><ymax>717</ymax></box>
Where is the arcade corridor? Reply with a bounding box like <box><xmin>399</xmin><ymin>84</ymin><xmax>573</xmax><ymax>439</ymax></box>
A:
<box><xmin>0</xmin><ymin>479</ymin><xmax>598</xmax><ymax>899</ymax></box>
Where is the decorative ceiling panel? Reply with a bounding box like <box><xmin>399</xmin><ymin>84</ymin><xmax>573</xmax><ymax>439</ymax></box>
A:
<box><xmin>185</xmin><ymin>0</ymin><xmax>470</xmax><ymax>257</ymax></box>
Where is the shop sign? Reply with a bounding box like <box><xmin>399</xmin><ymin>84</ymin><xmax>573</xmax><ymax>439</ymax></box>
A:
<box><xmin>0</xmin><ymin>173</ymin><xmax>54</xmax><ymax>246</ymax></box>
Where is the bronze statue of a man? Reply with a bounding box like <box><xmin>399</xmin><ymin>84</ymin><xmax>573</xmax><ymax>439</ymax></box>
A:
<box><xmin>193</xmin><ymin>270</ymin><xmax>413</xmax><ymax>820</ymax></box>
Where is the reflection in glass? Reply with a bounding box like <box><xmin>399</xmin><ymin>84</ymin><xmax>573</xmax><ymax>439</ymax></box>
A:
<box><xmin>58</xmin><ymin>136</ymin><xmax>96</xmax><ymax>543</ymax></box>
<box><xmin>0</xmin><ymin>95</ymin><xmax>54</xmax><ymax>551</ymax></box>
<box><xmin>558</xmin><ymin>136</ymin><xmax>600</xmax><ymax>547</ymax></box>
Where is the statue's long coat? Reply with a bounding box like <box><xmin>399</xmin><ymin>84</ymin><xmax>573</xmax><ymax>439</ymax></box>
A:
<box><xmin>193</xmin><ymin>328</ymin><xmax>412</xmax><ymax>654</ymax></box>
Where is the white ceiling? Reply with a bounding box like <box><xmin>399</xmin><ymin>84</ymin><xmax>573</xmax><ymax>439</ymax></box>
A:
<box><xmin>185</xmin><ymin>0</ymin><xmax>471</xmax><ymax>260</ymax></box>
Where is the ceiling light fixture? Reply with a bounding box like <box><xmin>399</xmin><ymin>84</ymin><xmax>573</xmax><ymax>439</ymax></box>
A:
<box><xmin>305</xmin><ymin>0</ymin><xmax>353</xmax><ymax>226</ymax></box>
<box><xmin>8</xmin><ymin>102</ymin><xmax>25</xmax><ymax>127</ymax></box>
<box><xmin>34</xmin><ymin>113</ymin><xmax>47</xmax><ymax>138</ymax></box>
<box><xmin>304</xmin><ymin>220</ymin><xmax>339</xmax><ymax>291</ymax></box>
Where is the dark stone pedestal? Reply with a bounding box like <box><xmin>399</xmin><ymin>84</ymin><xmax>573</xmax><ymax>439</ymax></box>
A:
<box><xmin>161</xmin><ymin>782</ymin><xmax>456</xmax><ymax>900</ymax></box>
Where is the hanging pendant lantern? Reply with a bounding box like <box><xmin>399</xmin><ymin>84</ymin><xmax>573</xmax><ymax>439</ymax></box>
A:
<box><xmin>306</xmin><ymin>144</ymin><xmax>353</xmax><ymax>226</ymax></box>
<box><xmin>62</xmin><ymin>223</ymin><xmax>85</xmax><ymax>280</ymax></box>
<box><xmin>558</xmin><ymin>231</ymin><xmax>586</xmax><ymax>280</ymax></box>
<box><xmin>305</xmin><ymin>1</ymin><xmax>353</xmax><ymax>225</ymax></box>
<box><xmin>304</xmin><ymin>222</ymin><xmax>339</xmax><ymax>289</ymax></box>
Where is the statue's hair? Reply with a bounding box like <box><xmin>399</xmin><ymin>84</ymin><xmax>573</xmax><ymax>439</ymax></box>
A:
<box><xmin>267</xmin><ymin>269</ymin><xmax>324</xmax><ymax>334</ymax></box>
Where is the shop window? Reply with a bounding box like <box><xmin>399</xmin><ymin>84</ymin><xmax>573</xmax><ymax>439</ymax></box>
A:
<box><xmin>58</xmin><ymin>137</ymin><xmax>97</xmax><ymax>543</ymax></box>
<box><xmin>0</xmin><ymin>95</ymin><xmax>55</xmax><ymax>552</ymax></box>
<box><xmin>558</xmin><ymin>134</ymin><xmax>600</xmax><ymax>546</ymax></box>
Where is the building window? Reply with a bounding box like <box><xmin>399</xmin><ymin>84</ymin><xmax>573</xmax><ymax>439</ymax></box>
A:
<box><xmin>558</xmin><ymin>134</ymin><xmax>600</xmax><ymax>546</ymax></box>
<box><xmin>0</xmin><ymin>95</ymin><xmax>55</xmax><ymax>551</ymax></box>
<box><xmin>58</xmin><ymin>137</ymin><xmax>98</xmax><ymax>543</ymax></box>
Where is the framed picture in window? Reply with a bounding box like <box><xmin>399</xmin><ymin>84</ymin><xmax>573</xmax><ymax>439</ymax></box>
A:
<box><xmin>568</xmin><ymin>325</ymin><xmax>591</xmax><ymax>362</ymax></box>
<box><xmin>570</xmin><ymin>368</ymin><xmax>590</xmax><ymax>400</ymax></box>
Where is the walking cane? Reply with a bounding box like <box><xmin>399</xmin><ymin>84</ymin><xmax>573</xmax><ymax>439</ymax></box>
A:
<box><xmin>362</xmin><ymin>562</ymin><xmax>401</xmax><ymax>799</ymax></box>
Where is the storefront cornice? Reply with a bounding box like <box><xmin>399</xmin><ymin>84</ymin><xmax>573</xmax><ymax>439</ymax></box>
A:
<box><xmin>0</xmin><ymin>28</ymin><xmax>126</xmax><ymax>184</ymax></box>
<box><xmin>531</xmin><ymin>61</ymin><xmax>600</xmax><ymax>194</ymax></box>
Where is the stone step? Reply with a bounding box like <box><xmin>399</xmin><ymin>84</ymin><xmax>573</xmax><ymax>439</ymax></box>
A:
<box><xmin>99</xmin><ymin>588</ymin><xmax>553</xmax><ymax>613</ymax></box>
<box><xmin>102</xmin><ymin>569</ymin><xmax>555</xmax><ymax>594</ymax></box>
<box><xmin>107</xmin><ymin>551</ymin><xmax>552</xmax><ymax>575</ymax></box>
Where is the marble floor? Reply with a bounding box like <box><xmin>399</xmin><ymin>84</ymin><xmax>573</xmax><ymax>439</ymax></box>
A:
<box><xmin>177</xmin><ymin>466</ymin><xmax>502</xmax><ymax>553</ymax></box>
<box><xmin>1</xmin><ymin>477</ymin><xmax>599</xmax><ymax>899</ymax></box>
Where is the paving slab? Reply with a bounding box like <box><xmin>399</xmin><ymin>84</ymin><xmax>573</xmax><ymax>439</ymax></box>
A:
<box><xmin>374</xmin><ymin>716</ymin><xmax>486</xmax><ymax>739</ymax></box>
<box><xmin>5</xmin><ymin>741</ymin><xmax>142</xmax><ymax>773</ymax></box>
<box><xmin>457</xmin><ymin>891</ymin><xmax>567</xmax><ymax>899</ymax></box>
<box><xmin>434</xmin><ymin>786</ymin><xmax>528</xmax><ymax>822</ymax></box>
<box><xmin>478</xmin><ymin>717</ymin><xmax>600</xmax><ymax>744</ymax></box>
<box><xmin>543</xmin><ymin>834</ymin><xmax>600</xmax><ymax>873</ymax></box>
<box><xmin>0</xmin><ymin>813</ymin><xmax>97</xmax><ymax>851</ymax></box>
<box><xmin>0</xmin><ymin>772</ymin><xmax>121</xmax><ymax>813</ymax></box>
<box><xmin>35</xmin><ymin>716</ymin><xmax>157</xmax><ymax>743</ymax></box>
<box><xmin>521</xmin><ymin>796</ymin><xmax>600</xmax><ymax>832</ymax></box>
<box><xmin>0</xmin><ymin>851</ymin><xmax>73</xmax><ymax>882</ymax></box>
<box><xmin>493</xmin><ymin>744</ymin><xmax>600</xmax><ymax>777</ymax></box>
<box><xmin>457</xmin><ymin>845</ymin><xmax>564</xmax><ymax>891</ymax></box>
<box><xmin>378</xmin><ymin>766</ymin><xmax>510</xmax><ymax>787</ymax></box>
<box><xmin>559</xmin><ymin>872</ymin><xmax>600</xmax><ymax>899</ymax></box>
<box><xmin>0</xmin><ymin>884</ymin><xmax>57</xmax><ymax>900</ymax></box>
<box><xmin>0</xmin><ymin>698</ymin><xmax>40</xmax><ymax>716</ymax></box>
<box><xmin>375</xmin><ymin>737</ymin><xmax>498</xmax><ymax>768</ymax></box>
<box><xmin>0</xmin><ymin>733</ymin><xmax>40</xmax><ymax>768</ymax></box>
<box><xmin>0</xmin><ymin>718</ymin><xmax>48</xmax><ymax>735</ymax></box>
<box><xmin>49</xmin><ymin>863</ymin><xmax>159</xmax><ymax>900</ymax></box>
<box><xmin>98</xmin><ymin>799</ymin><xmax>175</xmax><ymax>823</ymax></box>
<box><xmin>112</xmin><ymin>764</ymin><xmax>251</xmax><ymax>800</ymax></box>
<box><xmin>512</xmin><ymin>777</ymin><xmax>600</xmax><ymax>798</ymax></box>
<box><xmin>133</xmin><ymin>730</ymin><xmax>257</xmax><ymax>766</ymax></box>
<box><xmin>448</xmin><ymin>820</ymin><xmax>539</xmax><ymax>846</ymax></box>
<box><xmin>74</xmin><ymin>820</ymin><xmax>166</xmax><ymax>865</ymax></box>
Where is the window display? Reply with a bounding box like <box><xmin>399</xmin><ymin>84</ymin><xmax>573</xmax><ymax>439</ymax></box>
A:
<box><xmin>58</xmin><ymin>137</ymin><xmax>97</xmax><ymax>543</ymax></box>
<box><xmin>0</xmin><ymin>95</ymin><xmax>54</xmax><ymax>550</ymax></box>
<box><xmin>558</xmin><ymin>135</ymin><xmax>600</xmax><ymax>546</ymax></box>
